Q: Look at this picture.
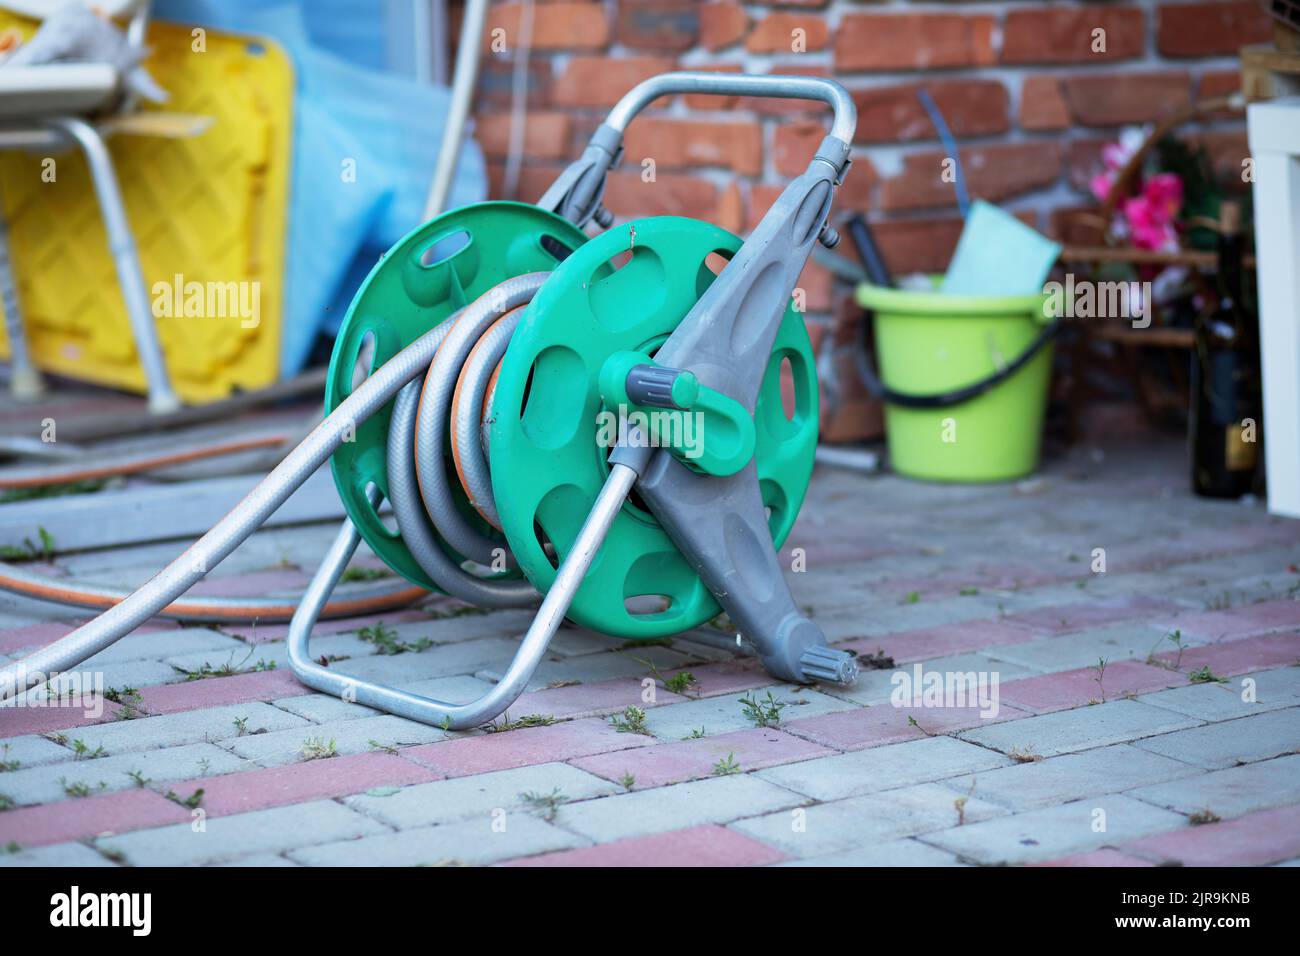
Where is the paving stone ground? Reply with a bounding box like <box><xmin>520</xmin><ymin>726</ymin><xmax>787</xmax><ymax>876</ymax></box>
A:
<box><xmin>2</xmin><ymin>440</ymin><xmax>1298</xmax><ymax>866</ymax></box>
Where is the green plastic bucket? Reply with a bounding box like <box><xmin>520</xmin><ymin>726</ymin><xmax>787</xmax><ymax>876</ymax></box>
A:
<box><xmin>856</xmin><ymin>280</ymin><xmax>1054</xmax><ymax>483</ymax></box>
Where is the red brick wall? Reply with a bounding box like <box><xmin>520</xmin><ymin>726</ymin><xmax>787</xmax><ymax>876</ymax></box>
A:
<box><xmin>472</xmin><ymin>0</ymin><xmax>1268</xmax><ymax>435</ymax></box>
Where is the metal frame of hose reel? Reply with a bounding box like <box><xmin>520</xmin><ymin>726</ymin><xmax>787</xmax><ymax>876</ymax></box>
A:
<box><xmin>286</xmin><ymin>71</ymin><xmax>864</xmax><ymax>727</ymax></box>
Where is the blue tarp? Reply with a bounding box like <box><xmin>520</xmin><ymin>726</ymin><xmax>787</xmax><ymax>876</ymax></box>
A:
<box><xmin>154</xmin><ymin>0</ymin><xmax>488</xmax><ymax>376</ymax></box>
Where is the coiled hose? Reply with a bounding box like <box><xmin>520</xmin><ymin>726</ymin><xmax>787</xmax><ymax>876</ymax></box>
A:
<box><xmin>0</xmin><ymin>274</ymin><xmax>552</xmax><ymax>701</ymax></box>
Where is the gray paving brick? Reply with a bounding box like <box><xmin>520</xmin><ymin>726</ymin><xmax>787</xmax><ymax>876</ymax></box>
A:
<box><xmin>958</xmin><ymin>699</ymin><xmax>1202</xmax><ymax>758</ymax></box>
<box><xmin>1138</xmin><ymin>667</ymin><xmax>1300</xmax><ymax>721</ymax></box>
<box><xmin>66</xmin><ymin>702</ymin><xmax>307</xmax><ymax>755</ymax></box>
<box><xmin>985</xmin><ymin>622</ymin><xmax>1175</xmax><ymax>673</ymax></box>
<box><xmin>327</xmin><ymin>637</ymin><xmax>524</xmax><ymax>685</ymax></box>
<box><xmin>224</xmin><ymin>714</ymin><xmax>446</xmax><ymax>767</ymax></box>
<box><xmin>774</xmin><ymin>837</ymin><xmax>968</xmax><ymax>867</ymax></box>
<box><xmin>0</xmin><ymin>734</ymin><xmax>74</xmax><ymax>769</ymax></box>
<box><xmin>558</xmin><ymin>774</ymin><xmax>805</xmax><ymax>843</ymax></box>
<box><xmin>1132</xmin><ymin>708</ymin><xmax>1300</xmax><ymax>769</ymax></box>
<box><xmin>345</xmin><ymin>762</ymin><xmax>616</xmax><ymax>829</ymax></box>
<box><xmin>50</xmin><ymin>660</ymin><xmax>182</xmax><ymax>693</ymax></box>
<box><xmin>477</xmin><ymin>644</ymin><xmax>692</xmax><ymax>692</ymax></box>
<box><xmin>210</xmin><ymin>852</ymin><xmax>302</xmax><ymax>867</ymax></box>
<box><xmin>290</xmin><ymin>815</ymin><xmax>585</xmax><ymax>866</ymax></box>
<box><xmin>97</xmin><ymin>799</ymin><xmax>387</xmax><ymax>866</ymax></box>
<box><xmin>1129</xmin><ymin>753</ymin><xmax>1300</xmax><ymax>818</ymax></box>
<box><xmin>938</xmin><ymin>743</ymin><xmax>1200</xmax><ymax>811</ymax></box>
<box><xmin>0</xmin><ymin>742</ymin><xmax>248</xmax><ymax>805</ymax></box>
<box><xmin>757</xmin><ymin>735</ymin><xmax>1013</xmax><ymax>801</ymax></box>
<box><xmin>84</xmin><ymin>627</ymin><xmax>244</xmax><ymax>666</ymax></box>
<box><xmin>269</xmin><ymin>693</ymin><xmax>380</xmax><ymax>723</ymax></box>
<box><xmin>0</xmin><ymin>842</ymin><xmax>117</xmax><ymax>867</ymax></box>
<box><xmin>921</xmin><ymin>794</ymin><xmax>1188</xmax><ymax>864</ymax></box>
<box><xmin>642</xmin><ymin>686</ymin><xmax>854</xmax><ymax>740</ymax></box>
<box><xmin>732</xmin><ymin>782</ymin><xmax>1008</xmax><ymax>858</ymax></box>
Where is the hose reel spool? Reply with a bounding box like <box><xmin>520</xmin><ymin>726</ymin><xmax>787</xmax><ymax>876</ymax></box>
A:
<box><xmin>0</xmin><ymin>71</ymin><xmax>863</xmax><ymax>728</ymax></box>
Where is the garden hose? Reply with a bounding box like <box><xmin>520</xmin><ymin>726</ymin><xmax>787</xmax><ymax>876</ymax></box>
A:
<box><xmin>0</xmin><ymin>273</ymin><xmax>549</xmax><ymax>701</ymax></box>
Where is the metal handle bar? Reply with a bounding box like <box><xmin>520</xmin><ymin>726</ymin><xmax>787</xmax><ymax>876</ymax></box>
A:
<box><xmin>605</xmin><ymin>71</ymin><xmax>857</xmax><ymax>144</ymax></box>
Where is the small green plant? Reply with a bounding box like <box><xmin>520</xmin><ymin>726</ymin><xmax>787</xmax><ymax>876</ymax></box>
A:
<box><xmin>1093</xmin><ymin>657</ymin><xmax>1108</xmax><ymax>704</ymax></box>
<box><xmin>684</xmin><ymin>727</ymin><xmax>706</xmax><ymax>740</ymax></box>
<box><xmin>738</xmin><ymin>691</ymin><xmax>786</xmax><ymax>728</ymax></box>
<box><xmin>712</xmin><ymin>753</ymin><xmax>741</xmax><ymax>776</ymax></box>
<box><xmin>165</xmin><ymin>788</ymin><xmax>205</xmax><ymax>810</ymax></box>
<box><xmin>60</xmin><ymin>779</ymin><xmax>106</xmax><ymax>799</ymax></box>
<box><xmin>0</xmin><ymin>793</ymin><xmax>14</xmax><ymax>811</ymax></box>
<box><xmin>634</xmin><ymin>657</ymin><xmax>699</xmax><ymax>698</ymax></box>
<box><xmin>959</xmin><ymin>586</ymin><xmax>980</xmax><ymax>596</ymax></box>
<box><xmin>358</xmin><ymin>622</ymin><xmax>432</xmax><ymax>656</ymax></box>
<box><xmin>483</xmin><ymin>713</ymin><xmax>557</xmax><ymax>734</ymax></box>
<box><xmin>301</xmin><ymin>736</ymin><xmax>338</xmax><ymax>760</ymax></box>
<box><xmin>3</xmin><ymin>840</ymin><xmax>19</xmax><ymax>853</ymax></box>
<box><xmin>610</xmin><ymin>706</ymin><xmax>650</xmax><ymax>735</ymax></box>
<box><xmin>125</xmin><ymin>769</ymin><xmax>151</xmax><ymax>788</ymax></box>
<box><xmin>1147</xmin><ymin>629</ymin><xmax>1187</xmax><ymax>670</ymax></box>
<box><xmin>618</xmin><ymin>772</ymin><xmax>636</xmax><ymax>790</ymax></box>
<box><xmin>1189</xmin><ymin>666</ymin><xmax>1227</xmax><ymax>684</ymax></box>
<box><xmin>340</xmin><ymin>565</ymin><xmax>393</xmax><ymax>582</ymax></box>
<box><xmin>233</xmin><ymin>716</ymin><xmax>250</xmax><ymax>737</ymax></box>
<box><xmin>105</xmin><ymin>686</ymin><xmax>144</xmax><ymax>720</ymax></box>
<box><xmin>177</xmin><ymin>649</ymin><xmax>276</xmax><ymax>681</ymax></box>
<box><xmin>368</xmin><ymin>739</ymin><xmax>399</xmax><ymax>755</ymax></box>
<box><xmin>0</xmin><ymin>526</ymin><xmax>56</xmax><ymax>562</ymax></box>
<box><xmin>0</xmin><ymin>744</ymin><xmax>18</xmax><ymax>773</ymax></box>
<box><xmin>70</xmin><ymin>739</ymin><xmax>107</xmax><ymax>761</ymax></box>
<box><xmin>519</xmin><ymin>787</ymin><xmax>567</xmax><ymax>822</ymax></box>
<box><xmin>907</xmin><ymin>714</ymin><xmax>935</xmax><ymax>737</ymax></box>
<box><xmin>902</xmin><ymin>590</ymin><xmax>921</xmax><ymax>605</ymax></box>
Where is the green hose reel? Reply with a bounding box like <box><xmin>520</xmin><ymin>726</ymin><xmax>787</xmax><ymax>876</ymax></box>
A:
<box><xmin>325</xmin><ymin>207</ymin><xmax>818</xmax><ymax>639</ymax></box>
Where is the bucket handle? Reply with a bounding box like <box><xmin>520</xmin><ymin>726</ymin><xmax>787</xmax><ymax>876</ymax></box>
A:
<box><xmin>854</xmin><ymin>317</ymin><xmax>1061</xmax><ymax>410</ymax></box>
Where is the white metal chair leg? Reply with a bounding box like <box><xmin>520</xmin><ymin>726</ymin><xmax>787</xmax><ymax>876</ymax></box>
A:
<box><xmin>45</xmin><ymin>116</ymin><xmax>179</xmax><ymax>414</ymax></box>
<box><xmin>0</xmin><ymin>191</ymin><xmax>43</xmax><ymax>401</ymax></box>
<box><xmin>286</xmin><ymin>463</ymin><xmax>640</xmax><ymax>729</ymax></box>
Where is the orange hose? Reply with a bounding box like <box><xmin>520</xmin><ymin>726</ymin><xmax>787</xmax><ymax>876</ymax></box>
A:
<box><xmin>0</xmin><ymin>434</ymin><xmax>290</xmax><ymax>490</ymax></box>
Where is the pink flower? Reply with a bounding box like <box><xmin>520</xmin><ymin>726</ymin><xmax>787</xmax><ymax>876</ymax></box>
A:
<box><xmin>1143</xmin><ymin>172</ymin><xmax>1183</xmax><ymax>219</ymax></box>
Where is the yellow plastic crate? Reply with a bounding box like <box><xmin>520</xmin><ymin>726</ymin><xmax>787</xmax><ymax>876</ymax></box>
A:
<box><xmin>0</xmin><ymin>16</ymin><xmax>293</xmax><ymax>402</ymax></box>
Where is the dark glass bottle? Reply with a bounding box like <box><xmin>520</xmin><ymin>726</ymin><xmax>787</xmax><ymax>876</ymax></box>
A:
<box><xmin>1190</xmin><ymin>202</ymin><xmax>1261</xmax><ymax>498</ymax></box>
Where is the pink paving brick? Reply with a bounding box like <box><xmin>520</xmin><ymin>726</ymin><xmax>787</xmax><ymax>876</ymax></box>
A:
<box><xmin>0</xmin><ymin>698</ymin><xmax>123</xmax><ymax>737</ymax></box>
<box><xmin>508</xmin><ymin>677</ymin><xmax>688</xmax><ymax>721</ymax></box>
<box><xmin>220</xmin><ymin>608</ymin><xmax>431</xmax><ymax>643</ymax></box>
<box><xmin>1003</xmin><ymin>597</ymin><xmax>1181</xmax><ymax>637</ymax></box>
<box><xmin>0</xmin><ymin>789</ymin><xmax>189</xmax><ymax>848</ymax></box>
<box><xmin>785</xmin><ymin>700</ymin><xmax>1025</xmax><ymax>751</ymax></box>
<box><xmin>188</xmin><ymin>568</ymin><xmax>311</xmax><ymax>598</ymax></box>
<box><xmin>134</xmin><ymin>668</ymin><xmax>309</xmax><ymax>715</ymax></box>
<box><xmin>1153</xmin><ymin>631</ymin><xmax>1300</xmax><ymax>677</ymax></box>
<box><xmin>571</xmin><ymin>727</ymin><xmax>831</xmax><ymax>788</ymax></box>
<box><xmin>999</xmin><ymin>660</ymin><xmax>1183</xmax><ymax>715</ymax></box>
<box><xmin>1118</xmin><ymin>804</ymin><xmax>1300</xmax><ymax>866</ymax></box>
<box><xmin>401</xmin><ymin>716</ymin><xmax>656</xmax><ymax>778</ymax></box>
<box><xmin>1155</xmin><ymin>599</ymin><xmax>1300</xmax><ymax>643</ymax></box>
<box><xmin>1034</xmin><ymin>849</ymin><xmax>1156</xmax><ymax>867</ymax></box>
<box><xmin>162</xmin><ymin>752</ymin><xmax>437</xmax><ymax>817</ymax></box>
<box><xmin>838</xmin><ymin>619</ymin><xmax>1039</xmax><ymax>664</ymax></box>
<box><xmin>502</xmin><ymin>824</ymin><xmax>789</xmax><ymax>867</ymax></box>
